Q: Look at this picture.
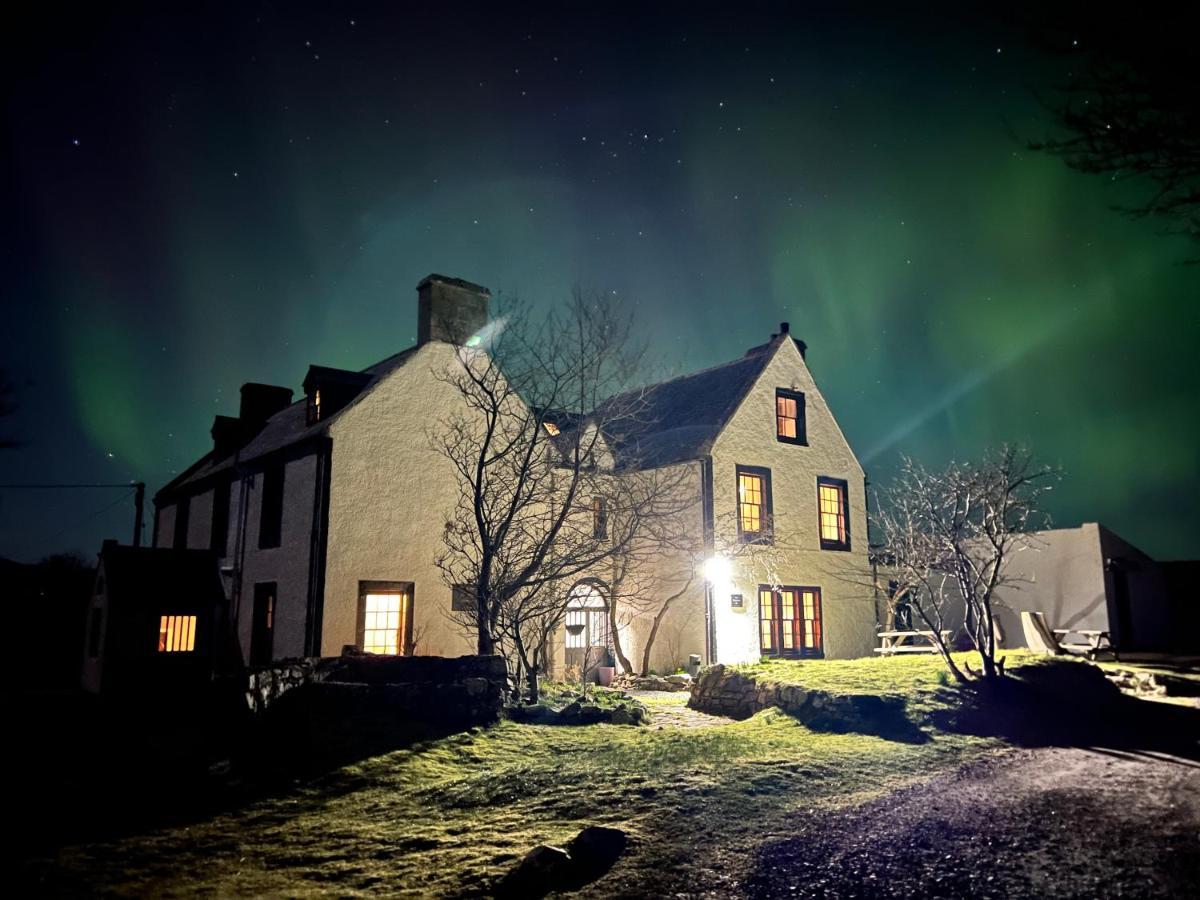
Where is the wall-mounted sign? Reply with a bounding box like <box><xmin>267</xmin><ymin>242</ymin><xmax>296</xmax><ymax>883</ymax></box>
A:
<box><xmin>730</xmin><ymin>593</ymin><xmax>744</xmax><ymax>609</ymax></box>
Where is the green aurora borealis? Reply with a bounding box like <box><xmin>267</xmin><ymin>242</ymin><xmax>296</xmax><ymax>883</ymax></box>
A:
<box><xmin>2</xmin><ymin>4</ymin><xmax>1197</xmax><ymax>561</ymax></box>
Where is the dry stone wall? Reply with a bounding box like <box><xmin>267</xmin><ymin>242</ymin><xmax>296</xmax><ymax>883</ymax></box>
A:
<box><xmin>245</xmin><ymin>653</ymin><xmax>506</xmax><ymax>726</ymax></box>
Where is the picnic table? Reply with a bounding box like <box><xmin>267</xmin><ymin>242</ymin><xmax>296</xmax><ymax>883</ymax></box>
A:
<box><xmin>874</xmin><ymin>630</ymin><xmax>952</xmax><ymax>655</ymax></box>
<box><xmin>1052</xmin><ymin>628</ymin><xmax>1116</xmax><ymax>660</ymax></box>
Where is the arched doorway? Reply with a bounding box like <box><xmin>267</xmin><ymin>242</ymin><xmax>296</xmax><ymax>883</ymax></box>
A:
<box><xmin>564</xmin><ymin>580</ymin><xmax>611</xmax><ymax>681</ymax></box>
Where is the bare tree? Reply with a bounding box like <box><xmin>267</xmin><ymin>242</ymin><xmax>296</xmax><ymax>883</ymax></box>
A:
<box><xmin>431</xmin><ymin>289</ymin><xmax>693</xmax><ymax>696</ymax></box>
<box><xmin>872</xmin><ymin>447</ymin><xmax>1057</xmax><ymax>682</ymax></box>
<box><xmin>610</xmin><ymin>505</ymin><xmax>799</xmax><ymax>676</ymax></box>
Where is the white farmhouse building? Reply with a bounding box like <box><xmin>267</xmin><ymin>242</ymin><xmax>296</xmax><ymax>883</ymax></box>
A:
<box><xmin>152</xmin><ymin>275</ymin><xmax>876</xmax><ymax>672</ymax></box>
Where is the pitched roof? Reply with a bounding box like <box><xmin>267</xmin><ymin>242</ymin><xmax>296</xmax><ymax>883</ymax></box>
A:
<box><xmin>158</xmin><ymin>344</ymin><xmax>422</xmax><ymax>498</ymax></box>
<box><xmin>599</xmin><ymin>335</ymin><xmax>789</xmax><ymax>468</ymax></box>
<box><xmin>99</xmin><ymin>544</ymin><xmax>225</xmax><ymax>609</ymax></box>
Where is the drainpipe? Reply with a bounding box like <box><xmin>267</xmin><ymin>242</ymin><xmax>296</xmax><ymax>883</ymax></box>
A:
<box><xmin>232</xmin><ymin>450</ymin><xmax>251</xmax><ymax>650</ymax></box>
<box><xmin>865</xmin><ymin>474</ymin><xmax>881</xmax><ymax>629</ymax></box>
<box><xmin>700</xmin><ymin>456</ymin><xmax>716</xmax><ymax>664</ymax></box>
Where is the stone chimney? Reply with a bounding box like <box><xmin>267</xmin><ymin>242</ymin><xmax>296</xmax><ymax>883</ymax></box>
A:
<box><xmin>417</xmin><ymin>274</ymin><xmax>490</xmax><ymax>345</ymax></box>
<box><xmin>771</xmin><ymin>321</ymin><xmax>807</xmax><ymax>359</ymax></box>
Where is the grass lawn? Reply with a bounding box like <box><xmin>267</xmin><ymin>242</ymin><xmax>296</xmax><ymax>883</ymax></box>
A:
<box><xmin>31</xmin><ymin>654</ymin><xmax>1023</xmax><ymax>897</ymax></box>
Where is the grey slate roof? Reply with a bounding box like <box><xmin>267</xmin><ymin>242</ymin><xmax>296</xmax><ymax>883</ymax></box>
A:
<box><xmin>598</xmin><ymin>335</ymin><xmax>785</xmax><ymax>468</ymax></box>
<box><xmin>160</xmin><ymin>331</ymin><xmax>790</xmax><ymax>498</ymax></box>
<box><xmin>100</xmin><ymin>544</ymin><xmax>225</xmax><ymax>609</ymax></box>
<box><xmin>158</xmin><ymin>345</ymin><xmax>421</xmax><ymax>498</ymax></box>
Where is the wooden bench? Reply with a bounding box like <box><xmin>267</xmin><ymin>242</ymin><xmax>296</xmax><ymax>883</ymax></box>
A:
<box><xmin>1053</xmin><ymin>628</ymin><xmax>1116</xmax><ymax>660</ymax></box>
<box><xmin>874</xmin><ymin>630</ymin><xmax>952</xmax><ymax>655</ymax></box>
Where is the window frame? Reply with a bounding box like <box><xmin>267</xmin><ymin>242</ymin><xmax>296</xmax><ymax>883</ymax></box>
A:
<box><xmin>774</xmin><ymin>388</ymin><xmax>807</xmax><ymax>445</ymax></box>
<box><xmin>157</xmin><ymin>613</ymin><xmax>198</xmax><ymax>653</ymax></box>
<box><xmin>355</xmin><ymin>580</ymin><xmax>414</xmax><ymax>656</ymax></box>
<box><xmin>817</xmin><ymin>476</ymin><xmax>851</xmax><ymax>551</ymax></box>
<box><xmin>306</xmin><ymin>388</ymin><xmax>322</xmax><ymax>426</ymax></box>
<box><xmin>173</xmin><ymin>495</ymin><xmax>190</xmax><ymax>549</ymax></box>
<box><xmin>758</xmin><ymin>585</ymin><xmax>823</xmax><ymax>659</ymax></box>
<box><xmin>451</xmin><ymin>583</ymin><xmax>476</xmax><ymax>612</ymax></box>
<box><xmin>210</xmin><ymin>478</ymin><xmax>231</xmax><ymax>556</ymax></box>
<box><xmin>258</xmin><ymin>462</ymin><xmax>286</xmax><ymax>549</ymax></box>
<box><xmin>592</xmin><ymin>496</ymin><xmax>608</xmax><ymax>540</ymax></box>
<box><xmin>736</xmin><ymin>464</ymin><xmax>774</xmax><ymax>544</ymax></box>
<box><xmin>250</xmin><ymin>582</ymin><xmax>276</xmax><ymax>666</ymax></box>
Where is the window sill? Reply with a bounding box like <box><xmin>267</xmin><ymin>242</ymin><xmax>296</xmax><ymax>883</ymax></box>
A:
<box><xmin>819</xmin><ymin>542</ymin><xmax>852</xmax><ymax>552</ymax></box>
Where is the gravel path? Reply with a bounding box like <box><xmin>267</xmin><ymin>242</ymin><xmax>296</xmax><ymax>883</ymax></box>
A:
<box><xmin>743</xmin><ymin>745</ymin><xmax>1200</xmax><ymax>898</ymax></box>
<box><xmin>628</xmin><ymin>689</ymin><xmax>732</xmax><ymax>729</ymax></box>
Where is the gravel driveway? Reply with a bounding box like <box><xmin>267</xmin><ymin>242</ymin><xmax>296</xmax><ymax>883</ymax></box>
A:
<box><xmin>744</xmin><ymin>745</ymin><xmax>1200</xmax><ymax>899</ymax></box>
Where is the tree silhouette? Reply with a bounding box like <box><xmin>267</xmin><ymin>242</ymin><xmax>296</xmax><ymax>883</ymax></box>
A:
<box><xmin>1029</xmin><ymin>17</ymin><xmax>1200</xmax><ymax>254</ymax></box>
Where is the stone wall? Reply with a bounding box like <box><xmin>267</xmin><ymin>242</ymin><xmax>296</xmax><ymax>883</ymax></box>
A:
<box><xmin>686</xmin><ymin>662</ymin><xmax>910</xmax><ymax>732</ymax></box>
<box><xmin>245</xmin><ymin>653</ymin><xmax>506</xmax><ymax>726</ymax></box>
<box><xmin>689</xmin><ymin>664</ymin><xmax>832</xmax><ymax>720</ymax></box>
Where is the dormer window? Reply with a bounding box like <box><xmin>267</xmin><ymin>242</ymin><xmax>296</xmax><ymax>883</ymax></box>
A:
<box><xmin>776</xmin><ymin>389</ymin><xmax>806</xmax><ymax>445</ymax></box>
<box><xmin>302</xmin><ymin>365</ymin><xmax>370</xmax><ymax>426</ymax></box>
<box><xmin>307</xmin><ymin>388</ymin><xmax>321</xmax><ymax>425</ymax></box>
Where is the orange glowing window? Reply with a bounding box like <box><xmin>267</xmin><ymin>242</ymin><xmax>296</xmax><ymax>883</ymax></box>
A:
<box><xmin>158</xmin><ymin>615</ymin><xmax>197</xmax><ymax>653</ymax></box>
<box><xmin>775</xmin><ymin>389</ymin><xmax>805</xmax><ymax>443</ymax></box>
<box><xmin>759</xmin><ymin>586</ymin><xmax>823</xmax><ymax>657</ymax></box>
<box><xmin>817</xmin><ymin>477</ymin><xmax>850</xmax><ymax>550</ymax></box>
<box><xmin>362</xmin><ymin>591</ymin><xmax>409</xmax><ymax>655</ymax></box>
<box><xmin>737</xmin><ymin>466</ymin><xmax>772</xmax><ymax>541</ymax></box>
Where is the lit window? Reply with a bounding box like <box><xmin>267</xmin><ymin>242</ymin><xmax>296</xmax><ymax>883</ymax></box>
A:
<box><xmin>158</xmin><ymin>615</ymin><xmax>197</xmax><ymax>653</ymax></box>
<box><xmin>592</xmin><ymin>496</ymin><xmax>607</xmax><ymax>540</ymax></box>
<box><xmin>543</xmin><ymin>420</ymin><xmax>561</xmax><ymax>436</ymax></box>
<box><xmin>360</xmin><ymin>589</ymin><xmax>410</xmax><ymax>655</ymax></box>
<box><xmin>309</xmin><ymin>388</ymin><xmax>324</xmax><ymax>427</ymax></box>
<box><xmin>759</xmin><ymin>586</ymin><xmax>822</xmax><ymax>657</ymax></box>
<box><xmin>737</xmin><ymin>466</ymin><xmax>772</xmax><ymax>542</ymax></box>
<box><xmin>817</xmin><ymin>477</ymin><xmax>850</xmax><ymax>550</ymax></box>
<box><xmin>775</xmin><ymin>389</ymin><xmax>806</xmax><ymax>444</ymax></box>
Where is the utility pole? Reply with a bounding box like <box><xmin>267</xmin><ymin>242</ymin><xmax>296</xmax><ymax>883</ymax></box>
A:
<box><xmin>133</xmin><ymin>482</ymin><xmax>145</xmax><ymax>547</ymax></box>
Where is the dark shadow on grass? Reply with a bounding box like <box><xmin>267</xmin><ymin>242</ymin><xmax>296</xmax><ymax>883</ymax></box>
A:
<box><xmin>11</xmin><ymin>684</ymin><xmax>473</xmax><ymax>863</ymax></box>
<box><xmin>929</xmin><ymin>659</ymin><xmax>1200</xmax><ymax>763</ymax></box>
<box><xmin>776</xmin><ymin>693</ymin><xmax>931</xmax><ymax>744</ymax></box>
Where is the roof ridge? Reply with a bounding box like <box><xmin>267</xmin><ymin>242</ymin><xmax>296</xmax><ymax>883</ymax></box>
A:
<box><xmin>611</xmin><ymin>336</ymin><xmax>778</xmax><ymax>400</ymax></box>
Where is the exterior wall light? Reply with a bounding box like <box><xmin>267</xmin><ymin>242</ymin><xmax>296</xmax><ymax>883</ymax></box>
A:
<box><xmin>703</xmin><ymin>554</ymin><xmax>732</xmax><ymax>585</ymax></box>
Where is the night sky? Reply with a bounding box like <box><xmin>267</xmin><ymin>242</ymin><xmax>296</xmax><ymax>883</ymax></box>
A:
<box><xmin>2</xmin><ymin>3</ymin><xmax>1197</xmax><ymax>563</ymax></box>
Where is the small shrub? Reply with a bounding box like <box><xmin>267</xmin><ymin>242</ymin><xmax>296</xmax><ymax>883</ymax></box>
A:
<box><xmin>935</xmin><ymin>669</ymin><xmax>951</xmax><ymax>687</ymax></box>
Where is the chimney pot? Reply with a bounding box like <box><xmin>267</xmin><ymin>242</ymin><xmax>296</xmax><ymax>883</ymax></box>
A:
<box><xmin>779</xmin><ymin>322</ymin><xmax>790</xmax><ymax>334</ymax></box>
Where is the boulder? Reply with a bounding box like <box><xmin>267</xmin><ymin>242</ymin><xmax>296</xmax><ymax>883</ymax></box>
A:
<box><xmin>495</xmin><ymin>844</ymin><xmax>573</xmax><ymax>898</ymax></box>
<box><xmin>566</xmin><ymin>825</ymin><xmax>628</xmax><ymax>881</ymax></box>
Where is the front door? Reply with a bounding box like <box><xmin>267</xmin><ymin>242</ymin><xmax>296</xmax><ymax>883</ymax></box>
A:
<box><xmin>250</xmin><ymin>582</ymin><xmax>275</xmax><ymax>665</ymax></box>
<box><xmin>758</xmin><ymin>585</ymin><xmax>823</xmax><ymax>658</ymax></box>
<box><xmin>564</xmin><ymin>582</ymin><xmax>610</xmax><ymax>680</ymax></box>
